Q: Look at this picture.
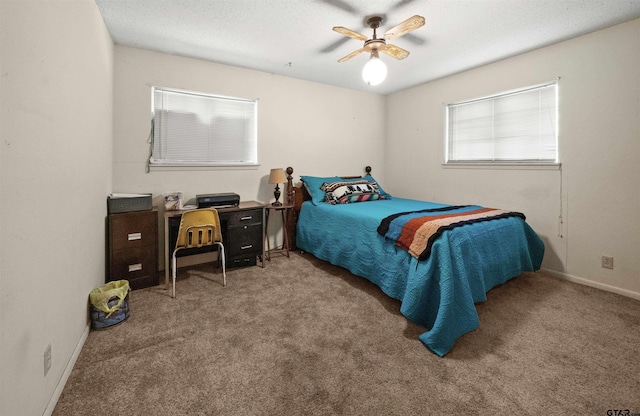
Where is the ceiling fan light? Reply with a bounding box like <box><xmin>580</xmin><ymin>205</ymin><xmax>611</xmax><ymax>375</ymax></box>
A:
<box><xmin>362</xmin><ymin>54</ymin><xmax>387</xmax><ymax>86</ymax></box>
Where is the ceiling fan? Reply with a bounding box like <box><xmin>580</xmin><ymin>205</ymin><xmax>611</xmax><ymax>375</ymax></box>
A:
<box><xmin>332</xmin><ymin>14</ymin><xmax>425</xmax><ymax>85</ymax></box>
<box><xmin>333</xmin><ymin>14</ymin><xmax>425</xmax><ymax>62</ymax></box>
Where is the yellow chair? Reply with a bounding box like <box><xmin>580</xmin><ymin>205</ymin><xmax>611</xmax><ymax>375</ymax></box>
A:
<box><xmin>171</xmin><ymin>208</ymin><xmax>226</xmax><ymax>298</ymax></box>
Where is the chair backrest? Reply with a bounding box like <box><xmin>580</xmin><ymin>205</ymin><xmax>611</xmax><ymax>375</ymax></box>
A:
<box><xmin>175</xmin><ymin>208</ymin><xmax>222</xmax><ymax>250</ymax></box>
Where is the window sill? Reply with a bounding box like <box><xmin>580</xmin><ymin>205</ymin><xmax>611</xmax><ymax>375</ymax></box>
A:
<box><xmin>442</xmin><ymin>162</ymin><xmax>561</xmax><ymax>170</ymax></box>
<box><xmin>148</xmin><ymin>163</ymin><xmax>260</xmax><ymax>172</ymax></box>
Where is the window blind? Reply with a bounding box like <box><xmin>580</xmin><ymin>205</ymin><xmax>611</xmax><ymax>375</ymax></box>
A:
<box><xmin>446</xmin><ymin>81</ymin><xmax>558</xmax><ymax>163</ymax></box>
<box><xmin>151</xmin><ymin>87</ymin><xmax>258</xmax><ymax>165</ymax></box>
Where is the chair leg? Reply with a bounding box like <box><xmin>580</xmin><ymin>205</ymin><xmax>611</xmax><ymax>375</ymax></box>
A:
<box><xmin>171</xmin><ymin>252</ymin><xmax>177</xmax><ymax>298</ymax></box>
<box><xmin>217</xmin><ymin>242</ymin><xmax>227</xmax><ymax>287</ymax></box>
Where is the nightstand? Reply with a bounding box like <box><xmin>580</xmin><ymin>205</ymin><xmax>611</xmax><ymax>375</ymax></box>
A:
<box><xmin>264</xmin><ymin>204</ymin><xmax>293</xmax><ymax>261</ymax></box>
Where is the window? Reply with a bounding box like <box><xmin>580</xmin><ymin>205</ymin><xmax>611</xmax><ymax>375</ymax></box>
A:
<box><xmin>151</xmin><ymin>87</ymin><xmax>258</xmax><ymax>167</ymax></box>
<box><xmin>445</xmin><ymin>81</ymin><xmax>558</xmax><ymax>165</ymax></box>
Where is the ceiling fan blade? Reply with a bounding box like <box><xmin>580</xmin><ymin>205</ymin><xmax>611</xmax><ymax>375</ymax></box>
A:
<box><xmin>390</xmin><ymin>0</ymin><xmax>415</xmax><ymax>11</ymax></box>
<box><xmin>333</xmin><ymin>26</ymin><xmax>369</xmax><ymax>41</ymax></box>
<box><xmin>321</xmin><ymin>37</ymin><xmax>351</xmax><ymax>53</ymax></box>
<box><xmin>402</xmin><ymin>32</ymin><xmax>426</xmax><ymax>46</ymax></box>
<box><xmin>338</xmin><ymin>48</ymin><xmax>365</xmax><ymax>63</ymax></box>
<box><xmin>383</xmin><ymin>15</ymin><xmax>425</xmax><ymax>40</ymax></box>
<box><xmin>321</xmin><ymin>0</ymin><xmax>359</xmax><ymax>14</ymax></box>
<box><xmin>380</xmin><ymin>44</ymin><xmax>410</xmax><ymax>60</ymax></box>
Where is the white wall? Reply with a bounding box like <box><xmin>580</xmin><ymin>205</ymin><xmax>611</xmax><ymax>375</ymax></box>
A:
<box><xmin>0</xmin><ymin>1</ymin><xmax>113</xmax><ymax>415</ymax></box>
<box><xmin>386</xmin><ymin>18</ymin><xmax>640</xmax><ymax>297</ymax></box>
<box><xmin>113</xmin><ymin>46</ymin><xmax>387</xmax><ymax>264</ymax></box>
<box><xmin>1</xmin><ymin>5</ymin><xmax>637</xmax><ymax>413</ymax></box>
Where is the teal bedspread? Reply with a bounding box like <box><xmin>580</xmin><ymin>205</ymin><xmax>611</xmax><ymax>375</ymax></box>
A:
<box><xmin>295</xmin><ymin>198</ymin><xmax>544</xmax><ymax>356</ymax></box>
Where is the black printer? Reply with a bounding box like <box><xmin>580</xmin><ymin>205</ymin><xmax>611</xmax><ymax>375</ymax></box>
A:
<box><xmin>196</xmin><ymin>193</ymin><xmax>240</xmax><ymax>208</ymax></box>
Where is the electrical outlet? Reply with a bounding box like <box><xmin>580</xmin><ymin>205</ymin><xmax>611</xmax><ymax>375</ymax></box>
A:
<box><xmin>601</xmin><ymin>255</ymin><xmax>614</xmax><ymax>270</ymax></box>
<box><xmin>44</xmin><ymin>344</ymin><xmax>52</xmax><ymax>376</ymax></box>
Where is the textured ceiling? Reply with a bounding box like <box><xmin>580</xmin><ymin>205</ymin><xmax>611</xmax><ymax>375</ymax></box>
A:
<box><xmin>95</xmin><ymin>0</ymin><xmax>640</xmax><ymax>95</ymax></box>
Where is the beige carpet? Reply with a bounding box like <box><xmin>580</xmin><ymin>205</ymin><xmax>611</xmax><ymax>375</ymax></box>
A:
<box><xmin>53</xmin><ymin>252</ymin><xmax>640</xmax><ymax>415</ymax></box>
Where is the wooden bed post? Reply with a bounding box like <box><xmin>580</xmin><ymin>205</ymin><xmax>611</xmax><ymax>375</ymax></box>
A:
<box><xmin>285</xmin><ymin>167</ymin><xmax>296</xmax><ymax>250</ymax></box>
<box><xmin>286</xmin><ymin>167</ymin><xmax>294</xmax><ymax>205</ymax></box>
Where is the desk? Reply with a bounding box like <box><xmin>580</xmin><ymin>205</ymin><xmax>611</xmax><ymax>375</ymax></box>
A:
<box><xmin>264</xmin><ymin>204</ymin><xmax>293</xmax><ymax>260</ymax></box>
<box><xmin>163</xmin><ymin>201</ymin><xmax>265</xmax><ymax>287</ymax></box>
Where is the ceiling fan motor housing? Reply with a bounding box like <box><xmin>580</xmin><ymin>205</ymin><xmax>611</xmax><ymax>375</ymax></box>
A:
<box><xmin>364</xmin><ymin>16</ymin><xmax>386</xmax><ymax>52</ymax></box>
<box><xmin>364</xmin><ymin>38</ymin><xmax>386</xmax><ymax>52</ymax></box>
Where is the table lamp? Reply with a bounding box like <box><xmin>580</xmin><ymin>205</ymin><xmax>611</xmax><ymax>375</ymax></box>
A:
<box><xmin>268</xmin><ymin>168</ymin><xmax>287</xmax><ymax>206</ymax></box>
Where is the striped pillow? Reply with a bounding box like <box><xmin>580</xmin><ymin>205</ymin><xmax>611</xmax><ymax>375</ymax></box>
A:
<box><xmin>321</xmin><ymin>180</ymin><xmax>388</xmax><ymax>205</ymax></box>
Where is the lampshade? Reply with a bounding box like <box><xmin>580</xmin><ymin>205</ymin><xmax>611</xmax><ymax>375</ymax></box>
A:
<box><xmin>362</xmin><ymin>50</ymin><xmax>387</xmax><ymax>86</ymax></box>
<box><xmin>268</xmin><ymin>168</ymin><xmax>287</xmax><ymax>184</ymax></box>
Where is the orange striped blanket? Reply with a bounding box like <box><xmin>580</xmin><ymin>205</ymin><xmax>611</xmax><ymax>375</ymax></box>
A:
<box><xmin>377</xmin><ymin>205</ymin><xmax>526</xmax><ymax>261</ymax></box>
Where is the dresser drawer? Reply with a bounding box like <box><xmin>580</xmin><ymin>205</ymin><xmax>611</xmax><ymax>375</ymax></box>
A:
<box><xmin>226</xmin><ymin>224</ymin><xmax>262</xmax><ymax>256</ymax></box>
<box><xmin>110</xmin><ymin>211</ymin><xmax>157</xmax><ymax>251</ymax></box>
<box><xmin>227</xmin><ymin>255</ymin><xmax>257</xmax><ymax>268</ymax></box>
<box><xmin>226</xmin><ymin>209</ymin><xmax>262</xmax><ymax>227</ymax></box>
<box><xmin>110</xmin><ymin>247</ymin><xmax>158</xmax><ymax>289</ymax></box>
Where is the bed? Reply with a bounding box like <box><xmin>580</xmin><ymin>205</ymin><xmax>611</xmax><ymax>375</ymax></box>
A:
<box><xmin>286</xmin><ymin>166</ymin><xmax>545</xmax><ymax>357</ymax></box>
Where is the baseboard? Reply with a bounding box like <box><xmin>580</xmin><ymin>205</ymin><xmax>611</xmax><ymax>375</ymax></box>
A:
<box><xmin>42</xmin><ymin>324</ymin><xmax>90</xmax><ymax>416</ymax></box>
<box><xmin>542</xmin><ymin>268</ymin><xmax>640</xmax><ymax>301</ymax></box>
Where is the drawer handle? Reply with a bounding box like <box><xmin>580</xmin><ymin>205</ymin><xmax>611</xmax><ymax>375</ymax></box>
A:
<box><xmin>240</xmin><ymin>216</ymin><xmax>253</xmax><ymax>221</ymax></box>
<box><xmin>128</xmin><ymin>263</ymin><xmax>143</xmax><ymax>272</ymax></box>
<box><xmin>240</xmin><ymin>244</ymin><xmax>253</xmax><ymax>250</ymax></box>
<box><xmin>128</xmin><ymin>232</ymin><xmax>142</xmax><ymax>241</ymax></box>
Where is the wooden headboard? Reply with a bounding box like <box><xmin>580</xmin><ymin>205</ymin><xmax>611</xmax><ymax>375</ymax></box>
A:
<box><xmin>287</xmin><ymin>166</ymin><xmax>372</xmax><ymax>250</ymax></box>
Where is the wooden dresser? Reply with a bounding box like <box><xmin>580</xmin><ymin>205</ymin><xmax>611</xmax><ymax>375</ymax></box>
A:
<box><xmin>107</xmin><ymin>209</ymin><xmax>159</xmax><ymax>290</ymax></box>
